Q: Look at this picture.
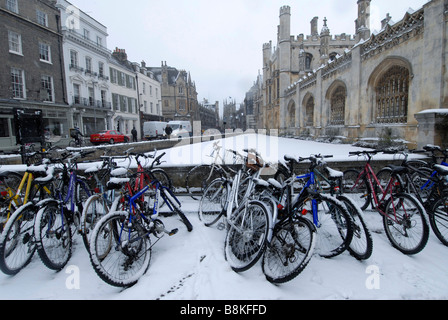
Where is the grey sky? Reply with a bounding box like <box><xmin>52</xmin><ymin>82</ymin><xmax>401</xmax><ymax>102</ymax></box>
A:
<box><xmin>70</xmin><ymin>0</ymin><xmax>429</xmax><ymax>106</ymax></box>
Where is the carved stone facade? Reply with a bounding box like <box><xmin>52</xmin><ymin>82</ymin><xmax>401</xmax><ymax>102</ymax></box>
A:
<box><xmin>261</xmin><ymin>0</ymin><xmax>448</xmax><ymax>147</ymax></box>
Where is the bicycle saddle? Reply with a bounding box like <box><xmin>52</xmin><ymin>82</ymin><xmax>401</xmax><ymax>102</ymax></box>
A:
<box><xmin>434</xmin><ymin>164</ymin><xmax>448</xmax><ymax>176</ymax></box>
<box><xmin>387</xmin><ymin>165</ymin><xmax>408</xmax><ymax>174</ymax></box>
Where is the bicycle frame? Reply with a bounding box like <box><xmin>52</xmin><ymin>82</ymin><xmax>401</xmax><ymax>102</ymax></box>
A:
<box><xmin>292</xmin><ymin>171</ymin><xmax>321</xmax><ymax>227</ymax></box>
<box><xmin>352</xmin><ymin>159</ymin><xmax>404</xmax><ymax>223</ymax></box>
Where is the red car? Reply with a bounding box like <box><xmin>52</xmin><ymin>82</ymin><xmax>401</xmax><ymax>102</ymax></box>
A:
<box><xmin>90</xmin><ymin>130</ymin><xmax>130</xmax><ymax>145</ymax></box>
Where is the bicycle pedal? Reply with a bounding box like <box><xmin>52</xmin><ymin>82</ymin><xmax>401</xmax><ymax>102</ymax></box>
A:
<box><xmin>168</xmin><ymin>228</ymin><xmax>178</xmax><ymax>236</ymax></box>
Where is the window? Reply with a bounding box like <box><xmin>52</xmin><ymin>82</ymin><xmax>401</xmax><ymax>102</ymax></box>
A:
<box><xmin>375</xmin><ymin>66</ymin><xmax>409</xmax><ymax>124</ymax></box>
<box><xmin>6</xmin><ymin>0</ymin><xmax>18</xmax><ymax>13</ymax></box>
<box><xmin>40</xmin><ymin>75</ymin><xmax>54</xmax><ymax>102</ymax></box>
<box><xmin>39</xmin><ymin>42</ymin><xmax>51</xmax><ymax>63</ymax></box>
<box><xmin>70</xmin><ymin>50</ymin><xmax>78</xmax><ymax>67</ymax></box>
<box><xmin>11</xmin><ymin>68</ymin><xmax>25</xmax><ymax>99</ymax></box>
<box><xmin>8</xmin><ymin>30</ymin><xmax>22</xmax><ymax>55</ymax></box>
<box><xmin>96</xmin><ymin>36</ymin><xmax>102</xmax><ymax>47</ymax></box>
<box><xmin>142</xmin><ymin>82</ymin><xmax>146</xmax><ymax>95</ymax></box>
<box><xmin>101</xmin><ymin>90</ymin><xmax>107</xmax><ymax>108</ymax></box>
<box><xmin>150</xmin><ymin>102</ymin><xmax>154</xmax><ymax>114</ymax></box>
<box><xmin>144</xmin><ymin>101</ymin><xmax>147</xmax><ymax>113</ymax></box>
<box><xmin>83</xmin><ymin>29</ymin><xmax>90</xmax><ymax>40</ymax></box>
<box><xmin>98</xmin><ymin>62</ymin><xmax>104</xmax><ymax>77</ymax></box>
<box><xmin>306</xmin><ymin>96</ymin><xmax>314</xmax><ymax>127</ymax></box>
<box><xmin>330</xmin><ymin>86</ymin><xmax>346</xmax><ymax>125</ymax></box>
<box><xmin>36</xmin><ymin>10</ymin><xmax>48</xmax><ymax>27</ymax></box>
<box><xmin>110</xmin><ymin>68</ymin><xmax>117</xmax><ymax>83</ymax></box>
<box><xmin>85</xmin><ymin>57</ymin><xmax>92</xmax><ymax>73</ymax></box>
<box><xmin>73</xmin><ymin>84</ymin><xmax>80</xmax><ymax>104</ymax></box>
<box><xmin>0</xmin><ymin>118</ymin><xmax>10</xmax><ymax>138</ymax></box>
<box><xmin>88</xmin><ymin>87</ymin><xmax>94</xmax><ymax>106</ymax></box>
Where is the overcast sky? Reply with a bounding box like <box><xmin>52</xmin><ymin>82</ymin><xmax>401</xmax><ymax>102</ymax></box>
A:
<box><xmin>70</xmin><ymin>0</ymin><xmax>429</xmax><ymax>107</ymax></box>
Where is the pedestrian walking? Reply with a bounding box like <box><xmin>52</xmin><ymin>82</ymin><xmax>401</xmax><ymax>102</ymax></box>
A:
<box><xmin>165</xmin><ymin>124</ymin><xmax>173</xmax><ymax>139</ymax></box>
<box><xmin>131</xmin><ymin>127</ymin><xmax>138</xmax><ymax>142</ymax></box>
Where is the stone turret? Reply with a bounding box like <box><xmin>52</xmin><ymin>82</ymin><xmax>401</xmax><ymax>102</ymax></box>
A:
<box><xmin>355</xmin><ymin>0</ymin><xmax>371</xmax><ymax>41</ymax></box>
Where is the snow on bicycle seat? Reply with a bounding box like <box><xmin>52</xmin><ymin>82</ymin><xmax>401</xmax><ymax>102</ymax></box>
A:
<box><xmin>434</xmin><ymin>164</ymin><xmax>448</xmax><ymax>176</ymax></box>
<box><xmin>325</xmin><ymin>167</ymin><xmax>343</xmax><ymax>179</ymax></box>
<box><xmin>111</xmin><ymin>167</ymin><xmax>128</xmax><ymax>177</ymax></box>
<box><xmin>106</xmin><ymin>177</ymin><xmax>130</xmax><ymax>190</ymax></box>
<box><xmin>284</xmin><ymin>154</ymin><xmax>297</xmax><ymax>163</ymax></box>
<box><xmin>267</xmin><ymin>178</ymin><xmax>283</xmax><ymax>189</ymax></box>
<box><xmin>34</xmin><ymin>166</ymin><xmax>56</xmax><ymax>183</ymax></box>
<box><xmin>85</xmin><ymin>162</ymin><xmax>104</xmax><ymax>173</ymax></box>
<box><xmin>253</xmin><ymin>178</ymin><xmax>270</xmax><ymax>188</ymax></box>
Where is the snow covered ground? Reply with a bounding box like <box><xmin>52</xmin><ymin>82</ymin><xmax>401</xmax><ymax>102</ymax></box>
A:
<box><xmin>0</xmin><ymin>134</ymin><xmax>447</xmax><ymax>301</ymax></box>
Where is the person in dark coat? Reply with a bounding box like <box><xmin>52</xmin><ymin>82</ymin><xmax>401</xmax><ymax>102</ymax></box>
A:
<box><xmin>131</xmin><ymin>127</ymin><xmax>138</xmax><ymax>142</ymax></box>
<box><xmin>165</xmin><ymin>124</ymin><xmax>173</xmax><ymax>139</ymax></box>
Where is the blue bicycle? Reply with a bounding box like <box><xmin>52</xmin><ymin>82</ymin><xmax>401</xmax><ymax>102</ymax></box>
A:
<box><xmin>276</xmin><ymin>154</ymin><xmax>354</xmax><ymax>258</ymax></box>
<box><xmin>34</xmin><ymin>149</ymin><xmax>93</xmax><ymax>271</ymax></box>
<box><xmin>89</xmin><ymin>152</ymin><xmax>192</xmax><ymax>288</ymax></box>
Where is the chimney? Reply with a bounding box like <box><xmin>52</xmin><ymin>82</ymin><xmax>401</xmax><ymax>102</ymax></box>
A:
<box><xmin>113</xmin><ymin>48</ymin><xmax>127</xmax><ymax>62</ymax></box>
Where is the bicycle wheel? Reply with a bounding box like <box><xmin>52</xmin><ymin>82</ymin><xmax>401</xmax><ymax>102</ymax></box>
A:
<box><xmin>342</xmin><ymin>169</ymin><xmax>371</xmax><ymax>210</ymax></box>
<box><xmin>337</xmin><ymin>195</ymin><xmax>373</xmax><ymax>260</ymax></box>
<box><xmin>198</xmin><ymin>178</ymin><xmax>228</xmax><ymax>227</ymax></box>
<box><xmin>185</xmin><ymin>165</ymin><xmax>223</xmax><ymax>200</ymax></box>
<box><xmin>298</xmin><ymin>193</ymin><xmax>353</xmax><ymax>258</ymax></box>
<box><xmin>34</xmin><ymin>202</ymin><xmax>72</xmax><ymax>271</ymax></box>
<box><xmin>383</xmin><ymin>193</ymin><xmax>429</xmax><ymax>255</ymax></box>
<box><xmin>428</xmin><ymin>195</ymin><xmax>448</xmax><ymax>246</ymax></box>
<box><xmin>81</xmin><ymin>194</ymin><xmax>110</xmax><ymax>252</ymax></box>
<box><xmin>224</xmin><ymin>200</ymin><xmax>269</xmax><ymax>272</ymax></box>
<box><xmin>0</xmin><ymin>203</ymin><xmax>37</xmax><ymax>275</ymax></box>
<box><xmin>262</xmin><ymin>216</ymin><xmax>316</xmax><ymax>284</ymax></box>
<box><xmin>0</xmin><ymin>171</ymin><xmax>24</xmax><ymax>231</ymax></box>
<box><xmin>89</xmin><ymin>211</ymin><xmax>151</xmax><ymax>288</ymax></box>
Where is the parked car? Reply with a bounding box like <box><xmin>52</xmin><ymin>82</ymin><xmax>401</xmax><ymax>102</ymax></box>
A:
<box><xmin>90</xmin><ymin>130</ymin><xmax>130</xmax><ymax>145</ymax></box>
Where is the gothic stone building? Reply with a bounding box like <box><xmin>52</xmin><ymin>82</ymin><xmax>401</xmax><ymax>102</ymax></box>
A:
<box><xmin>262</xmin><ymin>0</ymin><xmax>448</xmax><ymax>147</ymax></box>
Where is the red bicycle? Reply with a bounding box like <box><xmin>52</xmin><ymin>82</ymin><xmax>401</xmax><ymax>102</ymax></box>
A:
<box><xmin>343</xmin><ymin>150</ymin><xmax>429</xmax><ymax>255</ymax></box>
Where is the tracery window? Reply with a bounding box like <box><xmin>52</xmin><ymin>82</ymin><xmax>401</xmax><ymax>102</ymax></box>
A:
<box><xmin>305</xmin><ymin>96</ymin><xmax>314</xmax><ymax>126</ymax></box>
<box><xmin>375</xmin><ymin>66</ymin><xmax>409</xmax><ymax>123</ymax></box>
<box><xmin>330</xmin><ymin>86</ymin><xmax>345</xmax><ymax>125</ymax></box>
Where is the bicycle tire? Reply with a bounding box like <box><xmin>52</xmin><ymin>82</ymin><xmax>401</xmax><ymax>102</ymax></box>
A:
<box><xmin>0</xmin><ymin>203</ymin><xmax>37</xmax><ymax>275</ymax></box>
<box><xmin>34</xmin><ymin>201</ymin><xmax>72</xmax><ymax>271</ymax></box>
<box><xmin>337</xmin><ymin>195</ymin><xmax>373</xmax><ymax>260</ymax></box>
<box><xmin>89</xmin><ymin>211</ymin><xmax>151</xmax><ymax>288</ymax></box>
<box><xmin>342</xmin><ymin>169</ymin><xmax>371</xmax><ymax>210</ymax></box>
<box><xmin>185</xmin><ymin>165</ymin><xmax>223</xmax><ymax>200</ymax></box>
<box><xmin>198</xmin><ymin>178</ymin><xmax>228</xmax><ymax>227</ymax></box>
<box><xmin>224</xmin><ymin>200</ymin><xmax>269</xmax><ymax>272</ymax></box>
<box><xmin>429</xmin><ymin>195</ymin><xmax>448</xmax><ymax>246</ymax></box>
<box><xmin>382</xmin><ymin>193</ymin><xmax>429</xmax><ymax>255</ymax></box>
<box><xmin>297</xmin><ymin>193</ymin><xmax>353</xmax><ymax>258</ymax></box>
<box><xmin>262</xmin><ymin>216</ymin><xmax>316</xmax><ymax>284</ymax></box>
<box><xmin>81</xmin><ymin>194</ymin><xmax>111</xmax><ymax>252</ymax></box>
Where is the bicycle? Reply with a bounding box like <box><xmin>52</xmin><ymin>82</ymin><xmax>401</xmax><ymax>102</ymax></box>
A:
<box><xmin>376</xmin><ymin>149</ymin><xmax>448</xmax><ymax>246</ymax></box>
<box><xmin>277</xmin><ymin>154</ymin><xmax>354</xmax><ymax>258</ymax></box>
<box><xmin>0</xmin><ymin>154</ymin><xmax>63</xmax><ymax>275</ymax></box>
<box><xmin>33</xmin><ymin>149</ymin><xmax>93</xmax><ymax>271</ymax></box>
<box><xmin>0</xmin><ymin>149</ymin><xmax>57</xmax><ymax>232</ymax></box>
<box><xmin>248</xmin><ymin>175</ymin><xmax>317</xmax><ymax>283</ymax></box>
<box><xmin>185</xmin><ymin>141</ymin><xmax>244</xmax><ymax>200</ymax></box>
<box><xmin>343</xmin><ymin>150</ymin><xmax>429</xmax><ymax>255</ymax></box>
<box><xmin>295</xmin><ymin>155</ymin><xmax>373</xmax><ymax>260</ymax></box>
<box><xmin>198</xmin><ymin>149</ymin><xmax>270</xmax><ymax>272</ymax></box>
<box><xmin>89</xmin><ymin>151</ymin><xmax>193</xmax><ymax>287</ymax></box>
<box><xmin>81</xmin><ymin>149</ymin><xmax>173</xmax><ymax>251</ymax></box>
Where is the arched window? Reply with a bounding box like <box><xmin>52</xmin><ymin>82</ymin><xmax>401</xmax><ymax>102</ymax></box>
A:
<box><xmin>305</xmin><ymin>96</ymin><xmax>314</xmax><ymax>126</ymax></box>
<box><xmin>287</xmin><ymin>100</ymin><xmax>296</xmax><ymax>128</ymax></box>
<box><xmin>376</xmin><ymin>66</ymin><xmax>409</xmax><ymax>123</ymax></box>
<box><xmin>330</xmin><ymin>86</ymin><xmax>346</xmax><ymax>125</ymax></box>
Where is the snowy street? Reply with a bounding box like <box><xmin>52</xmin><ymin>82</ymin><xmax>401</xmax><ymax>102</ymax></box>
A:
<box><xmin>0</xmin><ymin>134</ymin><xmax>447</xmax><ymax>301</ymax></box>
